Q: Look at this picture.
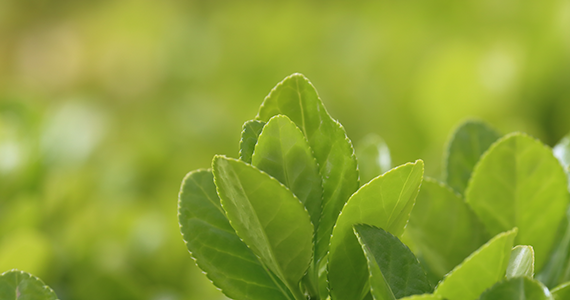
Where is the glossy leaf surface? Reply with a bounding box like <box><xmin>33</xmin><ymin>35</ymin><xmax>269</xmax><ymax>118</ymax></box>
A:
<box><xmin>445</xmin><ymin>120</ymin><xmax>501</xmax><ymax>194</ymax></box>
<box><xmin>0</xmin><ymin>270</ymin><xmax>58</xmax><ymax>300</ymax></box>
<box><xmin>354</xmin><ymin>224</ymin><xmax>431</xmax><ymax>300</ymax></box>
<box><xmin>179</xmin><ymin>170</ymin><xmax>291</xmax><ymax>300</ymax></box>
<box><xmin>478</xmin><ymin>277</ymin><xmax>553</xmax><ymax>300</ymax></box>
<box><xmin>256</xmin><ymin>73</ymin><xmax>359</xmax><ymax>264</ymax></box>
<box><xmin>213</xmin><ymin>156</ymin><xmax>313</xmax><ymax>297</ymax></box>
<box><xmin>554</xmin><ymin>133</ymin><xmax>570</xmax><ymax>169</ymax></box>
<box><xmin>252</xmin><ymin>115</ymin><xmax>322</xmax><ymax>229</ymax></box>
<box><xmin>552</xmin><ymin>282</ymin><xmax>570</xmax><ymax>300</ymax></box>
<box><xmin>239</xmin><ymin>120</ymin><xmax>265</xmax><ymax>163</ymax></box>
<box><xmin>539</xmin><ymin>206</ymin><xmax>570</xmax><ymax>288</ymax></box>
<box><xmin>506</xmin><ymin>245</ymin><xmax>534</xmax><ymax>279</ymax></box>
<box><xmin>355</xmin><ymin>133</ymin><xmax>391</xmax><ymax>185</ymax></box>
<box><xmin>434</xmin><ymin>228</ymin><xmax>517</xmax><ymax>300</ymax></box>
<box><xmin>406</xmin><ymin>178</ymin><xmax>489</xmax><ymax>278</ymax></box>
<box><xmin>465</xmin><ymin>133</ymin><xmax>569</xmax><ymax>270</ymax></box>
<box><xmin>328</xmin><ymin>160</ymin><xmax>424</xmax><ymax>300</ymax></box>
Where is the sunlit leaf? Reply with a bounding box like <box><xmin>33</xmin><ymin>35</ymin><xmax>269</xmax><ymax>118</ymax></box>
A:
<box><xmin>445</xmin><ymin>120</ymin><xmax>501</xmax><ymax>194</ymax></box>
<box><xmin>506</xmin><ymin>245</ymin><xmax>534</xmax><ymax>279</ymax></box>
<box><xmin>328</xmin><ymin>160</ymin><xmax>424</xmax><ymax>300</ymax></box>
<box><xmin>398</xmin><ymin>295</ymin><xmax>443</xmax><ymax>300</ymax></box>
<box><xmin>478</xmin><ymin>277</ymin><xmax>553</xmax><ymax>300</ymax></box>
<box><xmin>251</xmin><ymin>114</ymin><xmax>322</xmax><ymax>230</ymax></box>
<box><xmin>354</xmin><ymin>224</ymin><xmax>431</xmax><ymax>300</ymax></box>
<box><xmin>433</xmin><ymin>228</ymin><xmax>517</xmax><ymax>300</ymax></box>
<box><xmin>554</xmin><ymin>132</ymin><xmax>570</xmax><ymax>169</ymax></box>
<box><xmin>355</xmin><ymin>133</ymin><xmax>391</xmax><ymax>185</ymax></box>
<box><xmin>213</xmin><ymin>156</ymin><xmax>313</xmax><ymax>299</ymax></box>
<box><xmin>465</xmin><ymin>133</ymin><xmax>569</xmax><ymax>270</ymax></box>
<box><xmin>256</xmin><ymin>73</ymin><xmax>360</xmax><ymax>267</ymax></box>
<box><xmin>552</xmin><ymin>282</ymin><xmax>570</xmax><ymax>300</ymax></box>
<box><xmin>406</xmin><ymin>178</ymin><xmax>489</xmax><ymax>278</ymax></box>
<box><xmin>0</xmin><ymin>270</ymin><xmax>58</xmax><ymax>300</ymax></box>
<box><xmin>239</xmin><ymin>120</ymin><xmax>265</xmax><ymax>163</ymax></box>
<box><xmin>178</xmin><ymin>170</ymin><xmax>292</xmax><ymax>300</ymax></box>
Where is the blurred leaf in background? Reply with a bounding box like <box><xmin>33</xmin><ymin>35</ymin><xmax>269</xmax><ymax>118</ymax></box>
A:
<box><xmin>0</xmin><ymin>0</ymin><xmax>569</xmax><ymax>299</ymax></box>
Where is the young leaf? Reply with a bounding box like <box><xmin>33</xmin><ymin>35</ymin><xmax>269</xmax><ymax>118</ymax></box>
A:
<box><xmin>251</xmin><ymin>115</ymin><xmax>322</xmax><ymax>230</ymax></box>
<box><xmin>179</xmin><ymin>170</ymin><xmax>292</xmax><ymax>300</ymax></box>
<box><xmin>433</xmin><ymin>228</ymin><xmax>517</xmax><ymax>300</ymax></box>
<box><xmin>406</xmin><ymin>178</ymin><xmax>489</xmax><ymax>278</ymax></box>
<box><xmin>552</xmin><ymin>282</ymin><xmax>570</xmax><ymax>300</ymax></box>
<box><xmin>328</xmin><ymin>160</ymin><xmax>424</xmax><ymax>300</ymax></box>
<box><xmin>354</xmin><ymin>224</ymin><xmax>431</xmax><ymax>300</ymax></box>
<box><xmin>0</xmin><ymin>270</ymin><xmax>58</xmax><ymax>300</ymax></box>
<box><xmin>506</xmin><ymin>245</ymin><xmax>535</xmax><ymax>279</ymax></box>
<box><xmin>554</xmin><ymin>132</ymin><xmax>570</xmax><ymax>169</ymax></box>
<box><xmin>538</xmin><ymin>205</ymin><xmax>570</xmax><ymax>287</ymax></box>
<box><xmin>256</xmin><ymin>73</ymin><xmax>360</xmax><ymax>265</ymax></box>
<box><xmin>465</xmin><ymin>133</ymin><xmax>570</xmax><ymax>270</ymax></box>
<box><xmin>355</xmin><ymin>133</ymin><xmax>391</xmax><ymax>184</ymax></box>
<box><xmin>445</xmin><ymin>120</ymin><xmax>501</xmax><ymax>195</ymax></box>
<box><xmin>399</xmin><ymin>295</ymin><xmax>443</xmax><ymax>300</ymax></box>
<box><xmin>478</xmin><ymin>277</ymin><xmax>553</xmax><ymax>300</ymax></box>
<box><xmin>212</xmin><ymin>156</ymin><xmax>313</xmax><ymax>299</ymax></box>
<box><xmin>239</xmin><ymin>120</ymin><xmax>266</xmax><ymax>163</ymax></box>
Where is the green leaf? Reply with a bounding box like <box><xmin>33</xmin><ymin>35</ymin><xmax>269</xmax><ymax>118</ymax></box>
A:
<box><xmin>445</xmin><ymin>120</ymin><xmax>501</xmax><ymax>195</ymax></box>
<box><xmin>251</xmin><ymin>114</ymin><xmax>322</xmax><ymax>230</ymax></box>
<box><xmin>328</xmin><ymin>160</ymin><xmax>424</xmax><ymax>300</ymax></box>
<box><xmin>399</xmin><ymin>295</ymin><xmax>443</xmax><ymax>300</ymax></box>
<box><xmin>212</xmin><ymin>156</ymin><xmax>313</xmax><ymax>299</ymax></box>
<box><xmin>552</xmin><ymin>282</ymin><xmax>570</xmax><ymax>300</ymax></box>
<box><xmin>465</xmin><ymin>133</ymin><xmax>569</xmax><ymax>270</ymax></box>
<box><xmin>507</xmin><ymin>245</ymin><xmax>534</xmax><ymax>279</ymax></box>
<box><xmin>239</xmin><ymin>120</ymin><xmax>266</xmax><ymax>163</ymax></box>
<box><xmin>178</xmin><ymin>169</ymin><xmax>292</xmax><ymax>300</ymax></box>
<box><xmin>406</xmin><ymin>178</ymin><xmax>489</xmax><ymax>278</ymax></box>
<box><xmin>0</xmin><ymin>270</ymin><xmax>58</xmax><ymax>300</ymax></box>
<box><xmin>256</xmin><ymin>73</ymin><xmax>360</xmax><ymax>265</ymax></box>
<box><xmin>354</xmin><ymin>224</ymin><xmax>431</xmax><ymax>300</ymax></box>
<box><xmin>538</xmin><ymin>206</ymin><xmax>570</xmax><ymax>288</ymax></box>
<box><xmin>554</xmin><ymin>133</ymin><xmax>570</xmax><ymax>169</ymax></box>
<box><xmin>433</xmin><ymin>228</ymin><xmax>517</xmax><ymax>300</ymax></box>
<box><xmin>478</xmin><ymin>277</ymin><xmax>553</xmax><ymax>300</ymax></box>
<box><xmin>355</xmin><ymin>133</ymin><xmax>391</xmax><ymax>185</ymax></box>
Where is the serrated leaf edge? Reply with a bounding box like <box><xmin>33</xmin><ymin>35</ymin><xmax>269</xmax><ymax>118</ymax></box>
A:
<box><xmin>1</xmin><ymin>269</ymin><xmax>59</xmax><ymax>300</ymax></box>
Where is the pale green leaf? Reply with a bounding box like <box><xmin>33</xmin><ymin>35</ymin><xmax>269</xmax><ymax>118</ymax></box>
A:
<box><xmin>355</xmin><ymin>133</ymin><xmax>391</xmax><ymax>185</ymax></box>
<box><xmin>478</xmin><ymin>277</ymin><xmax>553</xmax><ymax>300</ymax></box>
<box><xmin>256</xmin><ymin>73</ymin><xmax>359</xmax><ymax>266</ymax></box>
<box><xmin>399</xmin><ymin>295</ymin><xmax>443</xmax><ymax>300</ymax></box>
<box><xmin>552</xmin><ymin>282</ymin><xmax>570</xmax><ymax>300</ymax></box>
<box><xmin>554</xmin><ymin>133</ymin><xmax>570</xmax><ymax>169</ymax></box>
<box><xmin>0</xmin><ymin>270</ymin><xmax>58</xmax><ymax>300</ymax></box>
<box><xmin>406</xmin><ymin>178</ymin><xmax>489</xmax><ymax>278</ymax></box>
<box><xmin>178</xmin><ymin>170</ymin><xmax>292</xmax><ymax>300</ymax></box>
<box><xmin>213</xmin><ymin>156</ymin><xmax>313</xmax><ymax>299</ymax></box>
<box><xmin>239</xmin><ymin>120</ymin><xmax>265</xmax><ymax>163</ymax></box>
<box><xmin>538</xmin><ymin>206</ymin><xmax>570</xmax><ymax>288</ymax></box>
<box><xmin>251</xmin><ymin>114</ymin><xmax>322</xmax><ymax>230</ymax></box>
<box><xmin>434</xmin><ymin>228</ymin><xmax>517</xmax><ymax>300</ymax></box>
<box><xmin>507</xmin><ymin>245</ymin><xmax>534</xmax><ymax>279</ymax></box>
<box><xmin>328</xmin><ymin>160</ymin><xmax>424</xmax><ymax>300</ymax></box>
<box><xmin>465</xmin><ymin>133</ymin><xmax>569</xmax><ymax>270</ymax></box>
<box><xmin>354</xmin><ymin>224</ymin><xmax>431</xmax><ymax>300</ymax></box>
<box><xmin>445</xmin><ymin>120</ymin><xmax>501</xmax><ymax>195</ymax></box>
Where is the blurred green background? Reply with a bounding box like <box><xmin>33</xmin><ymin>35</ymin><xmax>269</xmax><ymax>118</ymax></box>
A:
<box><xmin>1</xmin><ymin>0</ymin><xmax>569</xmax><ymax>299</ymax></box>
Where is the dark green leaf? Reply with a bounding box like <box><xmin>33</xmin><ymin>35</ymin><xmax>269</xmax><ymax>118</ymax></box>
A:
<box><xmin>328</xmin><ymin>160</ymin><xmax>424</xmax><ymax>300</ymax></box>
<box><xmin>434</xmin><ymin>229</ymin><xmax>517</xmax><ymax>300</ymax></box>
<box><xmin>445</xmin><ymin>120</ymin><xmax>501</xmax><ymax>195</ymax></box>
<box><xmin>506</xmin><ymin>245</ymin><xmax>534</xmax><ymax>279</ymax></box>
<box><xmin>239</xmin><ymin>120</ymin><xmax>266</xmax><ymax>163</ymax></box>
<box><xmin>0</xmin><ymin>270</ymin><xmax>58</xmax><ymax>300</ymax></box>
<box><xmin>355</xmin><ymin>133</ymin><xmax>391</xmax><ymax>185</ymax></box>
<box><xmin>178</xmin><ymin>170</ymin><xmax>292</xmax><ymax>300</ymax></box>
<box><xmin>538</xmin><ymin>206</ymin><xmax>570</xmax><ymax>288</ymax></box>
<box><xmin>406</xmin><ymin>178</ymin><xmax>489</xmax><ymax>278</ymax></box>
<box><xmin>213</xmin><ymin>156</ymin><xmax>313</xmax><ymax>299</ymax></box>
<box><xmin>251</xmin><ymin>114</ymin><xmax>322</xmax><ymax>230</ymax></box>
<box><xmin>354</xmin><ymin>224</ymin><xmax>431</xmax><ymax>300</ymax></box>
<box><xmin>478</xmin><ymin>277</ymin><xmax>553</xmax><ymax>300</ymax></box>
<box><xmin>256</xmin><ymin>73</ymin><xmax>360</xmax><ymax>266</ymax></box>
<box><xmin>465</xmin><ymin>133</ymin><xmax>569</xmax><ymax>270</ymax></box>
